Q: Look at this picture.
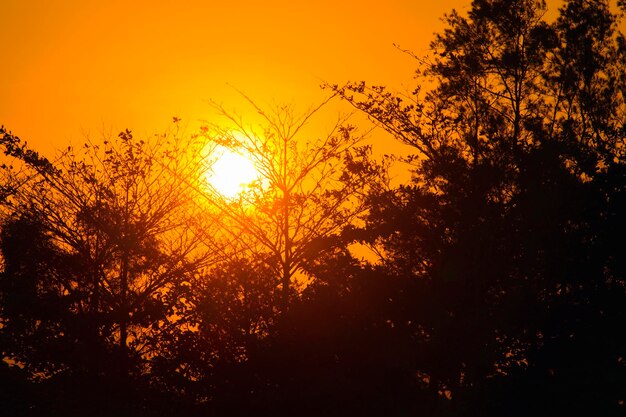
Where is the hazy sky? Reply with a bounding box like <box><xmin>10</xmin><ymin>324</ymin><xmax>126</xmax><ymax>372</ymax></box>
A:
<box><xmin>1</xmin><ymin>0</ymin><xmax>568</xmax><ymax>155</ymax></box>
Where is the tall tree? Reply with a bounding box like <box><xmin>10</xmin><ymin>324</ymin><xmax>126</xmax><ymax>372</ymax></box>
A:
<box><xmin>330</xmin><ymin>0</ymin><xmax>626</xmax><ymax>414</ymax></box>
<box><xmin>195</xmin><ymin>96</ymin><xmax>378</xmax><ymax>308</ymax></box>
<box><xmin>114</xmin><ymin>98</ymin><xmax>380</xmax><ymax>408</ymax></box>
<box><xmin>0</xmin><ymin>126</ymin><xmax>214</xmax><ymax>413</ymax></box>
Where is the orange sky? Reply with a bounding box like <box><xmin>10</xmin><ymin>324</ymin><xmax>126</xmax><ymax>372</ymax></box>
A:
<box><xmin>1</xmin><ymin>0</ymin><xmax>567</xmax><ymax>156</ymax></box>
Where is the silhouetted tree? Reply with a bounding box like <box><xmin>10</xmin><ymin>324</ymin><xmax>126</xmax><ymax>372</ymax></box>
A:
<box><xmin>0</xmin><ymin>126</ymin><xmax>214</xmax><ymax>415</ymax></box>
<box><xmin>330</xmin><ymin>0</ymin><xmax>626</xmax><ymax>415</ymax></box>
<box><xmin>141</xmin><ymin>97</ymin><xmax>383</xmax><ymax>409</ymax></box>
<box><xmin>195</xmin><ymin>95</ymin><xmax>378</xmax><ymax>309</ymax></box>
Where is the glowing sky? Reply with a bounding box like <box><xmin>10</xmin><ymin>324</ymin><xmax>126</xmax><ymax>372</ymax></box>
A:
<box><xmin>1</xmin><ymin>0</ymin><xmax>567</xmax><ymax>155</ymax></box>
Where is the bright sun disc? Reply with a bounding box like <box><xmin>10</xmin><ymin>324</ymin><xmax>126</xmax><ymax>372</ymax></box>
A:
<box><xmin>207</xmin><ymin>146</ymin><xmax>259</xmax><ymax>198</ymax></box>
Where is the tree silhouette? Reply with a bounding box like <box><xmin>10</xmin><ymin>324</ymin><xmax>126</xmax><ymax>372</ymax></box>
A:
<box><xmin>0</xmin><ymin>127</ymin><xmax>215</xmax><ymax>414</ymax></box>
<box><xmin>195</xmin><ymin>95</ymin><xmax>378</xmax><ymax>309</ymax></box>
<box><xmin>330</xmin><ymin>0</ymin><xmax>626</xmax><ymax>414</ymax></box>
<box><xmin>137</xmin><ymin>97</ymin><xmax>384</xmax><ymax>409</ymax></box>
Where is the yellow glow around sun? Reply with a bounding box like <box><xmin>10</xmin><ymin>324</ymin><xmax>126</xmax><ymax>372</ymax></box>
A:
<box><xmin>206</xmin><ymin>146</ymin><xmax>260</xmax><ymax>198</ymax></box>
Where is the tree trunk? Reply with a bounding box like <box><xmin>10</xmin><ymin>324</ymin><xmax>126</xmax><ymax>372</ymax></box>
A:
<box><xmin>282</xmin><ymin>187</ymin><xmax>291</xmax><ymax>309</ymax></box>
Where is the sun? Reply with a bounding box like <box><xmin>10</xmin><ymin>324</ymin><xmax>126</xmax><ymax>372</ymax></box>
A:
<box><xmin>206</xmin><ymin>146</ymin><xmax>260</xmax><ymax>198</ymax></box>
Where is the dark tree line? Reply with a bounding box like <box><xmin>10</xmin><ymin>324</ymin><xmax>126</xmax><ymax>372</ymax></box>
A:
<box><xmin>1</xmin><ymin>0</ymin><xmax>625</xmax><ymax>416</ymax></box>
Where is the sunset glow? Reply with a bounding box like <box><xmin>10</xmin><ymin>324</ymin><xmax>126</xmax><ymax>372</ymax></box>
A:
<box><xmin>206</xmin><ymin>146</ymin><xmax>260</xmax><ymax>198</ymax></box>
<box><xmin>0</xmin><ymin>0</ymin><xmax>464</xmax><ymax>156</ymax></box>
<box><xmin>1</xmin><ymin>0</ymin><xmax>624</xmax><ymax>415</ymax></box>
